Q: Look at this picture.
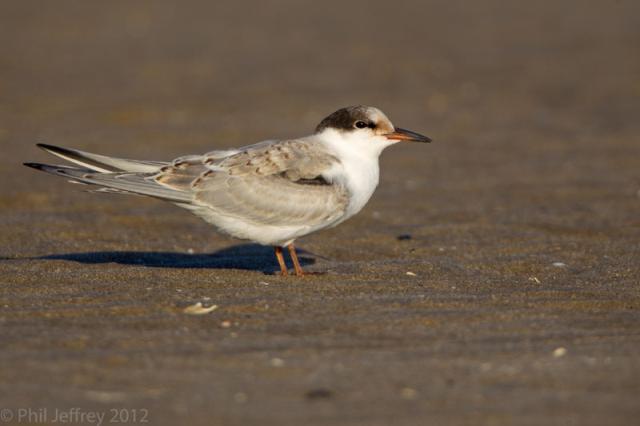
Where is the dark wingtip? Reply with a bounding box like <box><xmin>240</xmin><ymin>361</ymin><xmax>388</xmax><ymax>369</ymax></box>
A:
<box><xmin>24</xmin><ymin>162</ymin><xmax>45</xmax><ymax>170</ymax></box>
<box><xmin>36</xmin><ymin>143</ymin><xmax>58</xmax><ymax>151</ymax></box>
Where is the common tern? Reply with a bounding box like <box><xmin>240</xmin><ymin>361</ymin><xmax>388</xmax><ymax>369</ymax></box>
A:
<box><xmin>25</xmin><ymin>105</ymin><xmax>431</xmax><ymax>276</ymax></box>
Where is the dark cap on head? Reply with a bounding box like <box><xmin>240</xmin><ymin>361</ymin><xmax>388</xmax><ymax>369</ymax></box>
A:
<box><xmin>315</xmin><ymin>106</ymin><xmax>374</xmax><ymax>133</ymax></box>
<box><xmin>314</xmin><ymin>105</ymin><xmax>431</xmax><ymax>143</ymax></box>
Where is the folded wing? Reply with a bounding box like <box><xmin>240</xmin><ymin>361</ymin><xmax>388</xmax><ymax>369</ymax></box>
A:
<box><xmin>155</xmin><ymin>139</ymin><xmax>349</xmax><ymax>227</ymax></box>
<box><xmin>27</xmin><ymin>139</ymin><xmax>349</xmax><ymax>231</ymax></box>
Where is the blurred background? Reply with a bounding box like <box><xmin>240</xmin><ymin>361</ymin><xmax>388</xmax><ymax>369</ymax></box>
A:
<box><xmin>2</xmin><ymin>0</ymin><xmax>638</xmax><ymax>253</ymax></box>
<box><xmin>1</xmin><ymin>1</ymin><xmax>639</xmax><ymax>425</ymax></box>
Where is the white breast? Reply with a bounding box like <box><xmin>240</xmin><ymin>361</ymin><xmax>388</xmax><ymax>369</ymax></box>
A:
<box><xmin>333</xmin><ymin>154</ymin><xmax>379</xmax><ymax>221</ymax></box>
<box><xmin>319</xmin><ymin>130</ymin><xmax>388</xmax><ymax>225</ymax></box>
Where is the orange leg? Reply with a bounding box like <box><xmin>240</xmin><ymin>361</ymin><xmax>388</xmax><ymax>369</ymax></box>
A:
<box><xmin>274</xmin><ymin>246</ymin><xmax>288</xmax><ymax>276</ymax></box>
<box><xmin>287</xmin><ymin>243</ymin><xmax>305</xmax><ymax>277</ymax></box>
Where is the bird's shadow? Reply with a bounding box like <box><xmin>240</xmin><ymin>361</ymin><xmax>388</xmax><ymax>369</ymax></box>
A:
<box><xmin>35</xmin><ymin>244</ymin><xmax>316</xmax><ymax>274</ymax></box>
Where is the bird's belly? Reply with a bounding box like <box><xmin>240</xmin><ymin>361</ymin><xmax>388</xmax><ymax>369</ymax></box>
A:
<box><xmin>181</xmin><ymin>204</ymin><xmax>326</xmax><ymax>246</ymax></box>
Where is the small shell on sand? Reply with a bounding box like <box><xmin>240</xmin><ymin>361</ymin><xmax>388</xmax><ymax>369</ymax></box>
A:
<box><xmin>183</xmin><ymin>302</ymin><xmax>218</xmax><ymax>315</ymax></box>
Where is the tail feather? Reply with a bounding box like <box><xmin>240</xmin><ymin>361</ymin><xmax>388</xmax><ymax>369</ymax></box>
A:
<box><xmin>36</xmin><ymin>143</ymin><xmax>166</xmax><ymax>173</ymax></box>
<box><xmin>24</xmin><ymin>162</ymin><xmax>192</xmax><ymax>203</ymax></box>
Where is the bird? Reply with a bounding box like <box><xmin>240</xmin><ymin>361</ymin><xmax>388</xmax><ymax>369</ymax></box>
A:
<box><xmin>24</xmin><ymin>105</ymin><xmax>431</xmax><ymax>276</ymax></box>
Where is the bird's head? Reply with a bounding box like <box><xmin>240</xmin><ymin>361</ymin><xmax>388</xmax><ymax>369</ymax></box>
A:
<box><xmin>315</xmin><ymin>105</ymin><xmax>431</xmax><ymax>155</ymax></box>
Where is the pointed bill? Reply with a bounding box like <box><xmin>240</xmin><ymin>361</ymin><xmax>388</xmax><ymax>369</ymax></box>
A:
<box><xmin>385</xmin><ymin>127</ymin><xmax>432</xmax><ymax>143</ymax></box>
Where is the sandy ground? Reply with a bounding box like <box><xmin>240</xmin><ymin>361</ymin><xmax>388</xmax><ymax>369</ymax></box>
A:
<box><xmin>1</xmin><ymin>1</ymin><xmax>639</xmax><ymax>425</ymax></box>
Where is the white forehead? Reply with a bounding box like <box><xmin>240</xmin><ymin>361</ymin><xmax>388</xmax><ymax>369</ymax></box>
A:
<box><xmin>365</xmin><ymin>107</ymin><xmax>392</xmax><ymax>125</ymax></box>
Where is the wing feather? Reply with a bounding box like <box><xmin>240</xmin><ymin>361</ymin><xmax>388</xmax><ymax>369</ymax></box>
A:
<box><xmin>29</xmin><ymin>138</ymin><xmax>349</xmax><ymax>234</ymax></box>
<box><xmin>188</xmin><ymin>139</ymin><xmax>348</xmax><ymax>228</ymax></box>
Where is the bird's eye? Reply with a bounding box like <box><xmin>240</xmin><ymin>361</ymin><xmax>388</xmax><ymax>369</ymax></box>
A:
<box><xmin>354</xmin><ymin>121</ymin><xmax>368</xmax><ymax>129</ymax></box>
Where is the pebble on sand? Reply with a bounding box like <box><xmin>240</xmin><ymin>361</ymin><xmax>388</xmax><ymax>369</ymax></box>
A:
<box><xmin>270</xmin><ymin>358</ymin><xmax>285</xmax><ymax>367</ymax></box>
<box><xmin>234</xmin><ymin>392</ymin><xmax>248</xmax><ymax>403</ymax></box>
<box><xmin>400</xmin><ymin>387</ymin><xmax>418</xmax><ymax>399</ymax></box>
<box><xmin>553</xmin><ymin>347</ymin><xmax>567</xmax><ymax>358</ymax></box>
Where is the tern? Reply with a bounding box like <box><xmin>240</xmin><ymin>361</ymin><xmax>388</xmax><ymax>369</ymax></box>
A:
<box><xmin>25</xmin><ymin>105</ymin><xmax>431</xmax><ymax>276</ymax></box>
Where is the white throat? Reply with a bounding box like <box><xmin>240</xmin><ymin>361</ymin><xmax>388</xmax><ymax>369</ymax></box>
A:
<box><xmin>316</xmin><ymin>128</ymin><xmax>396</xmax><ymax>222</ymax></box>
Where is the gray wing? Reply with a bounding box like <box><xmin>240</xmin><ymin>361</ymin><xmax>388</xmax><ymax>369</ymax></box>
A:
<box><xmin>25</xmin><ymin>144</ymin><xmax>191</xmax><ymax>202</ymax></box>
<box><xmin>24</xmin><ymin>163</ymin><xmax>193</xmax><ymax>203</ymax></box>
<box><xmin>35</xmin><ymin>143</ymin><xmax>166</xmax><ymax>173</ymax></box>
<box><xmin>28</xmin><ymin>140</ymin><xmax>349</xmax><ymax>229</ymax></box>
<box><xmin>154</xmin><ymin>139</ymin><xmax>349</xmax><ymax>227</ymax></box>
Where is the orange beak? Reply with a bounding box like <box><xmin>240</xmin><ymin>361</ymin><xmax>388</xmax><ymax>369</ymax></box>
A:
<box><xmin>385</xmin><ymin>127</ymin><xmax>432</xmax><ymax>143</ymax></box>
